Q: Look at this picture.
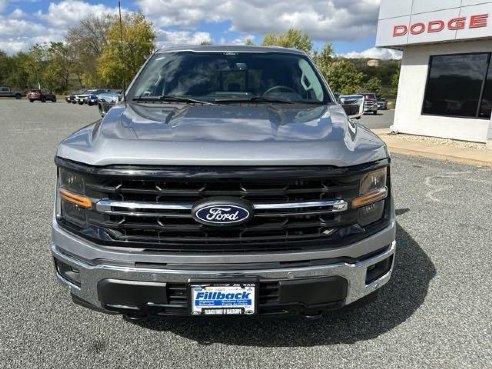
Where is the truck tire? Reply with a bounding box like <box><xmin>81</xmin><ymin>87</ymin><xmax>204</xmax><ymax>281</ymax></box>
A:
<box><xmin>41</xmin><ymin>97</ymin><xmax>46</xmax><ymax>103</ymax></box>
<box><xmin>52</xmin><ymin>96</ymin><xmax>57</xmax><ymax>103</ymax></box>
<box><xmin>15</xmin><ymin>93</ymin><xmax>21</xmax><ymax>99</ymax></box>
<box><xmin>29</xmin><ymin>99</ymin><xmax>34</xmax><ymax>103</ymax></box>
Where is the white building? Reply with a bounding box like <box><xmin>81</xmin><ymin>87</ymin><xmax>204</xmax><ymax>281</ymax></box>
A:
<box><xmin>377</xmin><ymin>0</ymin><xmax>492</xmax><ymax>144</ymax></box>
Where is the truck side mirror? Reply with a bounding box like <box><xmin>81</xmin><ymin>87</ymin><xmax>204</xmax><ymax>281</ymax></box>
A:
<box><xmin>342</xmin><ymin>103</ymin><xmax>361</xmax><ymax>119</ymax></box>
<box><xmin>98</xmin><ymin>100</ymin><xmax>112</xmax><ymax>117</ymax></box>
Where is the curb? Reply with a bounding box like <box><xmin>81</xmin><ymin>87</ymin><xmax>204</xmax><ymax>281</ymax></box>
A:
<box><xmin>371</xmin><ymin>130</ymin><xmax>492</xmax><ymax>167</ymax></box>
<box><xmin>385</xmin><ymin>145</ymin><xmax>492</xmax><ymax>167</ymax></box>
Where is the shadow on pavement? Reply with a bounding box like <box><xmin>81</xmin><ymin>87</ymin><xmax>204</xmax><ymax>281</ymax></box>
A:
<box><xmin>132</xmin><ymin>221</ymin><xmax>436</xmax><ymax>346</ymax></box>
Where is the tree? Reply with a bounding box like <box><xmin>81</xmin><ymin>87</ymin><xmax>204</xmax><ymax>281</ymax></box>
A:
<box><xmin>320</xmin><ymin>58</ymin><xmax>364</xmax><ymax>95</ymax></box>
<box><xmin>312</xmin><ymin>43</ymin><xmax>334</xmax><ymax>72</ymax></box>
<box><xmin>262</xmin><ymin>28</ymin><xmax>312</xmax><ymax>53</ymax></box>
<box><xmin>3</xmin><ymin>52</ymin><xmax>32</xmax><ymax>89</ymax></box>
<box><xmin>66</xmin><ymin>15</ymin><xmax>114</xmax><ymax>86</ymax></box>
<box><xmin>363</xmin><ymin>76</ymin><xmax>383</xmax><ymax>95</ymax></box>
<box><xmin>391</xmin><ymin>68</ymin><xmax>400</xmax><ymax>88</ymax></box>
<box><xmin>0</xmin><ymin>50</ymin><xmax>12</xmax><ymax>85</ymax></box>
<box><xmin>96</xmin><ymin>13</ymin><xmax>155</xmax><ymax>88</ymax></box>
<box><xmin>42</xmin><ymin>42</ymin><xmax>73</xmax><ymax>92</ymax></box>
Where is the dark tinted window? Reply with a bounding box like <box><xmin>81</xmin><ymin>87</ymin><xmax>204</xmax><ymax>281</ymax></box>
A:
<box><xmin>423</xmin><ymin>53</ymin><xmax>489</xmax><ymax>118</ymax></box>
<box><xmin>129</xmin><ymin>52</ymin><xmax>330</xmax><ymax>104</ymax></box>
<box><xmin>479</xmin><ymin>60</ymin><xmax>492</xmax><ymax>118</ymax></box>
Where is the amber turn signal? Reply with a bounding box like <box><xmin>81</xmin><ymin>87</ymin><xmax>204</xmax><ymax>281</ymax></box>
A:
<box><xmin>352</xmin><ymin>188</ymin><xmax>388</xmax><ymax>209</ymax></box>
<box><xmin>59</xmin><ymin>188</ymin><xmax>92</xmax><ymax>209</ymax></box>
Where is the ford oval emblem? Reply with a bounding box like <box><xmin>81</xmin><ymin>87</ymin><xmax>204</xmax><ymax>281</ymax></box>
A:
<box><xmin>192</xmin><ymin>198</ymin><xmax>254</xmax><ymax>226</ymax></box>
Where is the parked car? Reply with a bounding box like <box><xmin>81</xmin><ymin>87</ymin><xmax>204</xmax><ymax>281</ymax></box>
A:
<box><xmin>339</xmin><ymin>94</ymin><xmax>364</xmax><ymax>119</ymax></box>
<box><xmin>0</xmin><ymin>86</ymin><xmax>23</xmax><ymax>99</ymax></box>
<box><xmin>361</xmin><ymin>93</ymin><xmax>378</xmax><ymax>115</ymax></box>
<box><xmin>52</xmin><ymin>45</ymin><xmax>395</xmax><ymax>319</ymax></box>
<box><xmin>86</xmin><ymin>89</ymin><xmax>112</xmax><ymax>106</ymax></box>
<box><xmin>377</xmin><ymin>97</ymin><xmax>388</xmax><ymax>110</ymax></box>
<box><xmin>74</xmin><ymin>89</ymin><xmax>108</xmax><ymax>105</ymax></box>
<box><xmin>96</xmin><ymin>90</ymin><xmax>121</xmax><ymax>116</ymax></box>
<box><xmin>27</xmin><ymin>89</ymin><xmax>56</xmax><ymax>103</ymax></box>
<box><xmin>66</xmin><ymin>90</ymin><xmax>83</xmax><ymax>103</ymax></box>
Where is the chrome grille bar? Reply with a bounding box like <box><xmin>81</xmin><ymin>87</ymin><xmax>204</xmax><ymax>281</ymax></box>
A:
<box><xmin>95</xmin><ymin>199</ymin><xmax>348</xmax><ymax>217</ymax></box>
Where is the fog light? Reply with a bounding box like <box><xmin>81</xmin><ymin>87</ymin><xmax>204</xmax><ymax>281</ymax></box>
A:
<box><xmin>365</xmin><ymin>255</ymin><xmax>393</xmax><ymax>285</ymax></box>
<box><xmin>54</xmin><ymin>258</ymin><xmax>81</xmax><ymax>287</ymax></box>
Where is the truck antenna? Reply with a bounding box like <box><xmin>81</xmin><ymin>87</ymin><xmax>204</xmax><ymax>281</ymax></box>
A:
<box><xmin>118</xmin><ymin>1</ymin><xmax>127</xmax><ymax>106</ymax></box>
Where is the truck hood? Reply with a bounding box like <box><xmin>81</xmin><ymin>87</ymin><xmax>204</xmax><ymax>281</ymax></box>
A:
<box><xmin>56</xmin><ymin>103</ymin><xmax>388</xmax><ymax>167</ymax></box>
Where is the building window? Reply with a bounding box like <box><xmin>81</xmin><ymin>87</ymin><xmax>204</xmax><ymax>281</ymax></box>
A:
<box><xmin>423</xmin><ymin>53</ymin><xmax>492</xmax><ymax>119</ymax></box>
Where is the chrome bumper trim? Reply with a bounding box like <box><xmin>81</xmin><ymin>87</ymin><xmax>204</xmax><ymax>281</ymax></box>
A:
<box><xmin>51</xmin><ymin>241</ymin><xmax>396</xmax><ymax>309</ymax></box>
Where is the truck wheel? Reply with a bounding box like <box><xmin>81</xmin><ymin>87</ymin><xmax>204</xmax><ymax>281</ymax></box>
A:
<box><xmin>52</xmin><ymin>97</ymin><xmax>57</xmax><ymax>103</ymax></box>
<box><xmin>29</xmin><ymin>99</ymin><xmax>34</xmax><ymax>103</ymax></box>
<box><xmin>15</xmin><ymin>93</ymin><xmax>21</xmax><ymax>99</ymax></box>
<box><xmin>41</xmin><ymin>97</ymin><xmax>46</xmax><ymax>103</ymax></box>
<box><xmin>373</xmin><ymin>110</ymin><xmax>377</xmax><ymax>115</ymax></box>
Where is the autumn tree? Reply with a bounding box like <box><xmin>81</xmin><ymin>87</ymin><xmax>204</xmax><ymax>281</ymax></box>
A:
<box><xmin>96</xmin><ymin>12</ymin><xmax>155</xmax><ymax>88</ymax></box>
<box><xmin>66</xmin><ymin>15</ymin><xmax>114</xmax><ymax>86</ymax></box>
<box><xmin>262</xmin><ymin>28</ymin><xmax>312</xmax><ymax>53</ymax></box>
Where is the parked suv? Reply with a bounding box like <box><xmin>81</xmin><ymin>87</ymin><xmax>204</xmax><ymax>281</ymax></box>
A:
<box><xmin>52</xmin><ymin>46</ymin><xmax>396</xmax><ymax>319</ymax></box>
<box><xmin>377</xmin><ymin>97</ymin><xmax>388</xmax><ymax>110</ymax></box>
<box><xmin>28</xmin><ymin>89</ymin><xmax>56</xmax><ymax>103</ymax></box>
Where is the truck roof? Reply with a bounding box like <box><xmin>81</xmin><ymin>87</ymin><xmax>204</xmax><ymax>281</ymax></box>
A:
<box><xmin>156</xmin><ymin>45</ymin><xmax>306</xmax><ymax>55</ymax></box>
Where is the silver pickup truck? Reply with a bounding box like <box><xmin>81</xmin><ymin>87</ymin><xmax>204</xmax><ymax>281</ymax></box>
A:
<box><xmin>51</xmin><ymin>46</ymin><xmax>396</xmax><ymax>319</ymax></box>
<box><xmin>0</xmin><ymin>86</ymin><xmax>23</xmax><ymax>99</ymax></box>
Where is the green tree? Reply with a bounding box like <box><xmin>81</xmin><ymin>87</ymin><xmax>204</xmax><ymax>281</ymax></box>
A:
<box><xmin>28</xmin><ymin>44</ymin><xmax>47</xmax><ymax>88</ymax></box>
<box><xmin>3</xmin><ymin>52</ymin><xmax>32</xmax><ymax>89</ymax></box>
<box><xmin>66</xmin><ymin>14</ymin><xmax>113</xmax><ymax>87</ymax></box>
<box><xmin>42</xmin><ymin>42</ymin><xmax>73</xmax><ymax>92</ymax></box>
<box><xmin>97</xmin><ymin>13</ymin><xmax>155</xmax><ymax>88</ymax></box>
<box><xmin>262</xmin><ymin>28</ymin><xmax>312</xmax><ymax>53</ymax></box>
<box><xmin>312</xmin><ymin>43</ymin><xmax>334</xmax><ymax>71</ymax></box>
<box><xmin>391</xmin><ymin>68</ymin><xmax>400</xmax><ymax>88</ymax></box>
<box><xmin>320</xmin><ymin>58</ymin><xmax>364</xmax><ymax>95</ymax></box>
<box><xmin>363</xmin><ymin>76</ymin><xmax>383</xmax><ymax>95</ymax></box>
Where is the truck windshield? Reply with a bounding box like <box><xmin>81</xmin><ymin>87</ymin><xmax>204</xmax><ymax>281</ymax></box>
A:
<box><xmin>128</xmin><ymin>51</ymin><xmax>331</xmax><ymax>104</ymax></box>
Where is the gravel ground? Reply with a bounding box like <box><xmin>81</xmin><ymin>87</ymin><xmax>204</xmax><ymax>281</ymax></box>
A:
<box><xmin>385</xmin><ymin>132</ymin><xmax>488</xmax><ymax>151</ymax></box>
<box><xmin>0</xmin><ymin>100</ymin><xmax>491</xmax><ymax>368</ymax></box>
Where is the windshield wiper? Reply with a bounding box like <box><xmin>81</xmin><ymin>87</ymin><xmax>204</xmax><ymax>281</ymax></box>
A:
<box><xmin>132</xmin><ymin>95</ymin><xmax>215</xmax><ymax>105</ymax></box>
<box><xmin>215</xmin><ymin>96</ymin><xmax>294</xmax><ymax>104</ymax></box>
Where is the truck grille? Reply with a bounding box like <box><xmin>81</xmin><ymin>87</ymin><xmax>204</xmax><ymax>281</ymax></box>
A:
<box><xmin>57</xmin><ymin>163</ymin><xmax>390</xmax><ymax>252</ymax></box>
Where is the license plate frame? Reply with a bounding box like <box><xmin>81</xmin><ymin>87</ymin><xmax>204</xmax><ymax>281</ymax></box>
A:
<box><xmin>189</xmin><ymin>281</ymin><xmax>258</xmax><ymax>316</ymax></box>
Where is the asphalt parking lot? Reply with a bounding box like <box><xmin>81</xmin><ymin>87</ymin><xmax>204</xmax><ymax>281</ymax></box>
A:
<box><xmin>359</xmin><ymin>109</ymin><xmax>394</xmax><ymax>129</ymax></box>
<box><xmin>0</xmin><ymin>99</ymin><xmax>490</xmax><ymax>368</ymax></box>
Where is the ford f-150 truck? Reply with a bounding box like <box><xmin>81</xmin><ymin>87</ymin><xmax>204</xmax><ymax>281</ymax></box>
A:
<box><xmin>0</xmin><ymin>86</ymin><xmax>23</xmax><ymax>99</ymax></box>
<box><xmin>51</xmin><ymin>46</ymin><xmax>396</xmax><ymax>319</ymax></box>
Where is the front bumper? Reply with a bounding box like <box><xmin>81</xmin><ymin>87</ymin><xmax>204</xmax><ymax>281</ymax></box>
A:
<box><xmin>364</xmin><ymin>106</ymin><xmax>378</xmax><ymax>113</ymax></box>
<box><xmin>51</xmin><ymin>220</ymin><xmax>396</xmax><ymax>316</ymax></box>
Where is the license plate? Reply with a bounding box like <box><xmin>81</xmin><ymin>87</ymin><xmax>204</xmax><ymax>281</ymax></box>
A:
<box><xmin>190</xmin><ymin>283</ymin><xmax>256</xmax><ymax>316</ymax></box>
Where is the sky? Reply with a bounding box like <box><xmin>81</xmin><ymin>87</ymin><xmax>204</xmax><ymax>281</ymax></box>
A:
<box><xmin>0</xmin><ymin>0</ymin><xmax>402</xmax><ymax>59</ymax></box>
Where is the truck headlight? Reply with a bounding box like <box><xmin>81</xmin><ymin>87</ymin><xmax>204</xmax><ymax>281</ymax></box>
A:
<box><xmin>352</xmin><ymin>168</ymin><xmax>388</xmax><ymax>226</ymax></box>
<box><xmin>57</xmin><ymin>168</ymin><xmax>92</xmax><ymax>226</ymax></box>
